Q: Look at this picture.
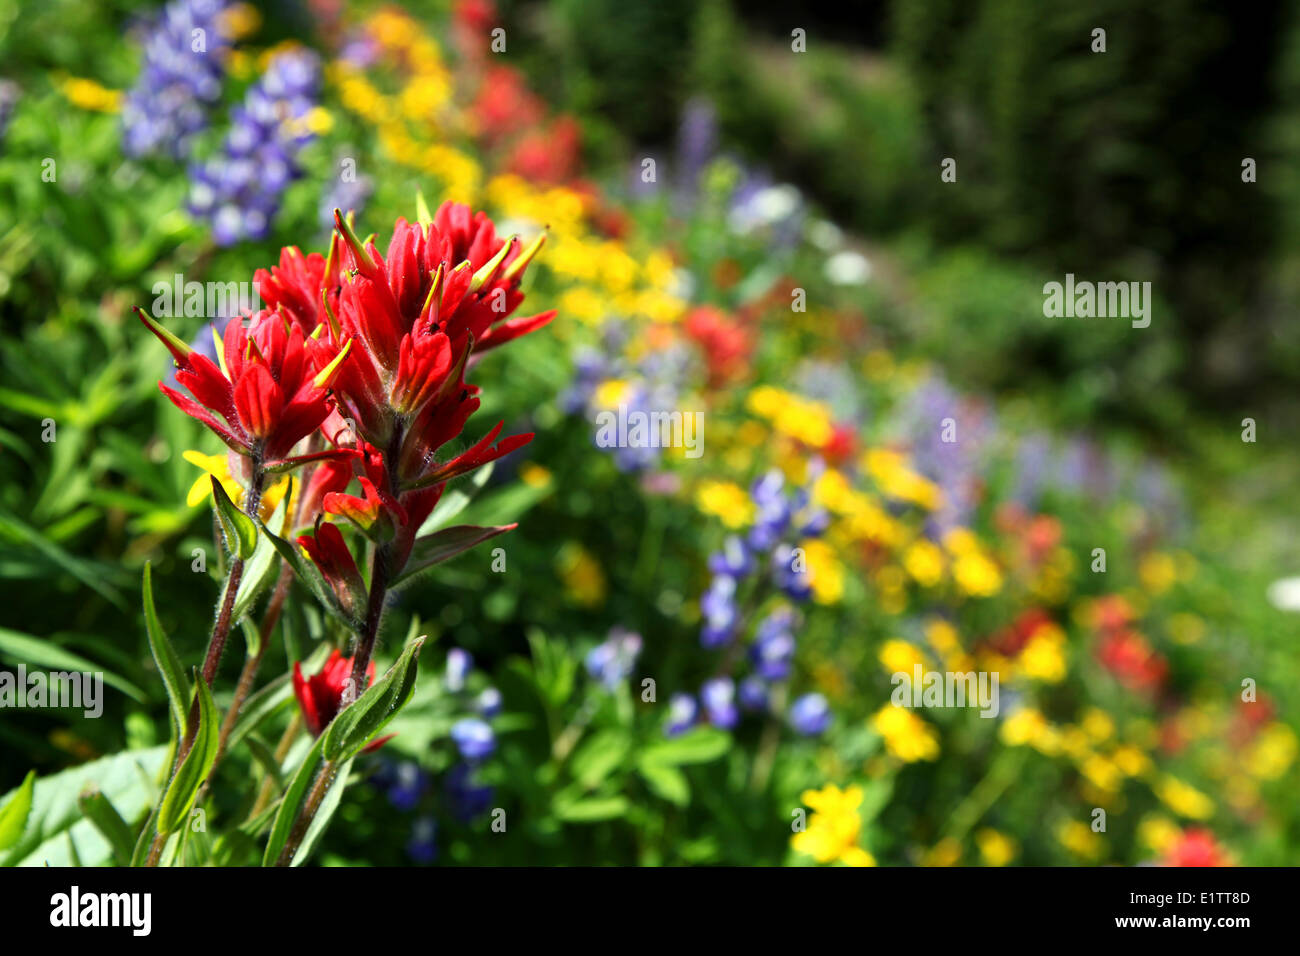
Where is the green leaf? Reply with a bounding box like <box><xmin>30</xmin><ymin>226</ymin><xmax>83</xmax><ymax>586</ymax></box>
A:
<box><xmin>142</xmin><ymin>562</ymin><xmax>191</xmax><ymax>738</ymax></box>
<box><xmin>0</xmin><ymin>627</ymin><xmax>144</xmax><ymax>702</ymax></box>
<box><xmin>416</xmin><ymin>461</ymin><xmax>493</xmax><ymax>535</ymax></box>
<box><xmin>638</xmin><ymin>762</ymin><xmax>690</xmax><ymax>806</ymax></box>
<box><xmin>211</xmin><ymin>476</ymin><xmax>258</xmax><ymax>560</ymax></box>
<box><xmin>260</xmin><ymin>520</ymin><xmax>351</xmax><ymax>624</ymax></box>
<box><xmin>3</xmin><ymin>747</ymin><xmax>168</xmax><ymax>867</ymax></box>
<box><xmin>289</xmin><ymin>756</ymin><xmax>355</xmax><ymax>867</ymax></box>
<box><xmin>640</xmin><ymin>727</ymin><xmax>731</xmax><ymax>766</ymax></box>
<box><xmin>230</xmin><ymin>492</ymin><xmax>288</xmax><ymax>627</ymax></box>
<box><xmin>77</xmin><ymin>787</ymin><xmax>135</xmax><ymax>864</ymax></box>
<box><xmin>391</xmin><ymin>524</ymin><xmax>515</xmax><ymax>587</ymax></box>
<box><xmin>0</xmin><ymin>770</ymin><xmax>35</xmax><ymax>850</ymax></box>
<box><xmin>321</xmin><ymin>636</ymin><xmax>426</xmax><ymax>761</ymax></box>
<box><xmin>262</xmin><ymin>733</ymin><xmax>327</xmax><ymax>866</ymax></box>
<box><xmin>570</xmin><ymin>730</ymin><xmax>630</xmax><ymax>788</ymax></box>
<box><xmin>553</xmin><ymin>795</ymin><xmax>629</xmax><ymax>823</ymax></box>
<box><xmin>156</xmin><ymin>675</ymin><xmax>219</xmax><ymax>835</ymax></box>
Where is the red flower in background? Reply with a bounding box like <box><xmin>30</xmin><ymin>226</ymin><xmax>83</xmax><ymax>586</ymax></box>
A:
<box><xmin>139</xmin><ymin>307</ymin><xmax>352</xmax><ymax>463</ymax></box>
<box><xmin>1096</xmin><ymin>628</ymin><xmax>1167</xmax><ymax>692</ymax></box>
<box><xmin>985</xmin><ymin>608</ymin><xmax>1055</xmax><ymax>658</ymax></box>
<box><xmin>684</xmin><ymin>306</ymin><xmax>753</xmax><ymax>387</ymax></box>
<box><xmin>1163</xmin><ymin>828</ymin><xmax>1229</xmax><ymax>867</ymax></box>
<box><xmin>506</xmin><ymin>115</ymin><xmax>583</xmax><ymax>185</ymax></box>
<box><xmin>471</xmin><ymin>65</ymin><xmax>545</xmax><ymax>145</ymax></box>
<box><xmin>293</xmin><ymin>649</ymin><xmax>392</xmax><ymax>750</ymax></box>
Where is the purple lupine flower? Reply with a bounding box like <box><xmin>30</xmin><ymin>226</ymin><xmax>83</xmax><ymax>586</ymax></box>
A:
<box><xmin>789</xmin><ymin>693</ymin><xmax>831</xmax><ymax>736</ymax></box>
<box><xmin>1056</xmin><ymin>436</ymin><xmax>1115</xmax><ymax>501</ymax></box>
<box><xmin>385</xmin><ymin>760</ymin><xmax>430</xmax><ymax>811</ymax></box>
<box><xmin>700</xmin><ymin>574</ymin><xmax>740</xmax><ymax>648</ymax></box>
<box><xmin>895</xmin><ymin>372</ymin><xmax>996</xmax><ymax>535</ymax></box>
<box><xmin>1012</xmin><ymin>432</ymin><xmax>1052</xmax><ymax>508</ymax></box>
<box><xmin>708</xmin><ymin>535</ymin><xmax>754</xmax><ymax>578</ymax></box>
<box><xmin>450</xmin><ymin>718</ymin><xmax>496</xmax><ymax>761</ymax></box>
<box><xmin>188</xmin><ymin>47</ymin><xmax>321</xmax><ymax>245</ymax></box>
<box><xmin>585</xmin><ymin>627</ymin><xmax>642</xmax><ymax>689</ymax></box>
<box><xmin>445</xmin><ymin>763</ymin><xmax>495</xmax><ymax>822</ymax></box>
<box><xmin>750</xmin><ymin>606</ymin><xmax>798</xmax><ymax>680</ymax></box>
<box><xmin>789</xmin><ymin>485</ymin><xmax>831</xmax><ymax>537</ymax></box>
<box><xmin>445</xmin><ymin>648</ymin><xmax>473</xmax><ymax>692</ymax></box>
<box><xmin>0</xmin><ymin>80</ymin><xmax>19</xmax><ymax>143</ymax></box>
<box><xmin>674</xmin><ymin>97</ymin><xmax>717</xmax><ymax>206</ymax></box>
<box><xmin>562</xmin><ymin>349</ymin><xmax>610</xmax><ymax>414</ymax></box>
<box><xmin>664</xmin><ymin>693</ymin><xmax>698</xmax><ymax>737</ymax></box>
<box><xmin>406</xmin><ymin>816</ymin><xmax>437</xmax><ymax>863</ymax></box>
<box><xmin>738</xmin><ymin>676</ymin><xmax>770</xmax><ymax>712</ymax></box>
<box><xmin>122</xmin><ymin>0</ymin><xmax>229</xmax><ymax>160</ymax></box>
<box><xmin>475</xmin><ymin>686</ymin><xmax>503</xmax><ymax>718</ymax></box>
<box><xmin>771</xmin><ymin>543</ymin><xmax>812</xmax><ymax>602</ymax></box>
<box><xmin>700</xmin><ymin>677</ymin><xmax>738</xmax><ymax>730</ymax></box>
<box><xmin>748</xmin><ymin>470</ymin><xmax>792</xmax><ymax>551</ymax></box>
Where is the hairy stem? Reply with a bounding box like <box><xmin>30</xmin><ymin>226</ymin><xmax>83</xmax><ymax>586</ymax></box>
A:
<box><xmin>274</xmin><ymin>758</ymin><xmax>339</xmax><ymax>867</ymax></box>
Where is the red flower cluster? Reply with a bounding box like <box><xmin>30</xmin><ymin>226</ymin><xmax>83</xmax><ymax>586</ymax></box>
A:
<box><xmin>293</xmin><ymin>649</ymin><xmax>392</xmax><ymax>751</ymax></box>
<box><xmin>143</xmin><ymin>198</ymin><xmax>556</xmax><ymax>730</ymax></box>
<box><xmin>1095</xmin><ymin>624</ymin><xmax>1167</xmax><ymax>692</ymax></box>
<box><xmin>139</xmin><ymin>306</ymin><xmax>353</xmax><ymax>466</ymax></box>
<box><xmin>683</xmin><ymin>305</ymin><xmax>753</xmax><ymax>387</ymax></box>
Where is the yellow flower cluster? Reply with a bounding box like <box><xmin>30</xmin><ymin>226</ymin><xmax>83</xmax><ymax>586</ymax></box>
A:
<box><xmin>872</xmin><ymin>704</ymin><xmax>940</xmax><ymax>762</ymax></box>
<box><xmin>791</xmin><ymin>785</ymin><xmax>876</xmax><ymax>866</ymax></box>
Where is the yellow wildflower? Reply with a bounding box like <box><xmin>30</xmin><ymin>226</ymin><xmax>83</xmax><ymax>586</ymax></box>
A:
<box><xmin>556</xmin><ymin>543</ymin><xmax>605</xmax><ymax>607</ymax></box>
<box><xmin>872</xmin><ymin>705</ymin><xmax>940</xmax><ymax>762</ymax></box>
<box><xmin>61</xmin><ymin>77</ymin><xmax>123</xmax><ymax>113</ymax></box>
<box><xmin>1155</xmin><ymin>776</ymin><xmax>1214</xmax><ymax>820</ymax></box>
<box><xmin>695</xmin><ymin>480</ymin><xmax>754</xmax><ymax>529</ymax></box>
<box><xmin>975</xmin><ymin>828</ymin><xmax>1018</xmax><ymax>866</ymax></box>
<box><xmin>792</xmin><ymin>784</ymin><xmax>866</xmax><ymax>865</ymax></box>
<box><xmin>879</xmin><ymin>639</ymin><xmax>927</xmax><ymax>676</ymax></box>
<box><xmin>1057</xmin><ymin>820</ymin><xmax>1103</xmax><ymax>860</ymax></box>
<box><xmin>1019</xmin><ymin>623</ymin><xmax>1067</xmax><ymax>682</ymax></box>
<box><xmin>802</xmin><ymin>539</ymin><xmax>845</xmax><ymax>604</ymax></box>
<box><xmin>902</xmin><ymin>539</ymin><xmax>945</xmax><ymax>587</ymax></box>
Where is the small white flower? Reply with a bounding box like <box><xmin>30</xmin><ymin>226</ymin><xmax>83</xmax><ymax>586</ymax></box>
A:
<box><xmin>825</xmin><ymin>250</ymin><xmax>872</xmax><ymax>286</ymax></box>
<box><xmin>1267</xmin><ymin>577</ymin><xmax>1300</xmax><ymax>612</ymax></box>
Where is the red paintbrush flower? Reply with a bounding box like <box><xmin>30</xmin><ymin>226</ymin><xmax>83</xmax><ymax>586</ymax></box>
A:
<box><xmin>316</xmin><ymin>203</ymin><xmax>546</xmax><ymax>489</ymax></box>
<box><xmin>292</xmin><ymin>649</ymin><xmax>393</xmax><ymax>750</ymax></box>
<box><xmin>297</xmin><ymin>521</ymin><xmax>367</xmax><ymax>618</ymax></box>
<box><xmin>139</xmin><ymin>307</ymin><xmax>354</xmax><ymax>466</ymax></box>
<box><xmin>254</xmin><ymin>238</ymin><xmax>344</xmax><ymax>335</ymax></box>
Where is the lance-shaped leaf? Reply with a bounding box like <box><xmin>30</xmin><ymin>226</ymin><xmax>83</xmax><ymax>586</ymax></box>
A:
<box><xmin>142</xmin><ymin>562</ymin><xmax>191</xmax><ymax>740</ymax></box>
<box><xmin>416</xmin><ymin>461</ymin><xmax>494</xmax><ymax>536</ymax></box>
<box><xmin>391</xmin><ymin>524</ymin><xmax>516</xmax><ymax>588</ymax></box>
<box><xmin>322</xmin><ymin>636</ymin><xmax>426</xmax><ymax>762</ymax></box>
<box><xmin>211</xmin><ymin>475</ymin><xmax>258</xmax><ymax>560</ymax></box>
<box><xmin>261</xmin><ymin>731</ymin><xmax>327</xmax><ymax>866</ymax></box>
<box><xmin>260</xmin><ymin>519</ymin><xmax>354</xmax><ymax>627</ymax></box>
<box><xmin>77</xmin><ymin>787</ymin><xmax>135</xmax><ymax>865</ymax></box>
<box><xmin>0</xmin><ymin>770</ymin><xmax>35</xmax><ymax>851</ymax></box>
<box><xmin>156</xmin><ymin>674</ymin><xmax>219</xmax><ymax>835</ymax></box>
<box><xmin>230</xmin><ymin>490</ymin><xmax>289</xmax><ymax>628</ymax></box>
